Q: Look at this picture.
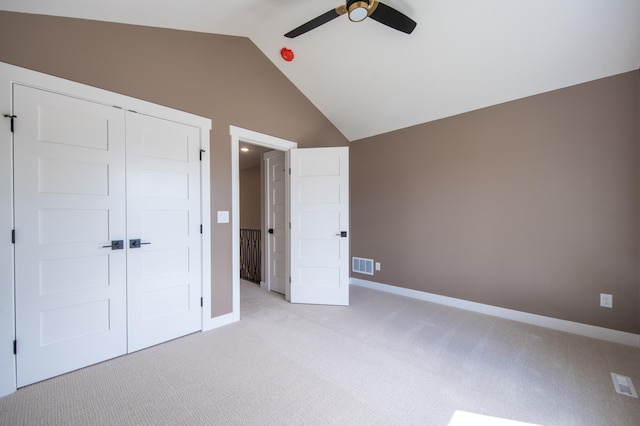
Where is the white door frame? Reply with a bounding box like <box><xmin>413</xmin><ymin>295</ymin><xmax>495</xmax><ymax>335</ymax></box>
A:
<box><xmin>0</xmin><ymin>63</ymin><xmax>16</xmax><ymax>398</ymax></box>
<box><xmin>231</xmin><ymin>126</ymin><xmax>297</xmax><ymax>316</ymax></box>
<box><xmin>0</xmin><ymin>62</ymin><xmax>212</xmax><ymax>397</ymax></box>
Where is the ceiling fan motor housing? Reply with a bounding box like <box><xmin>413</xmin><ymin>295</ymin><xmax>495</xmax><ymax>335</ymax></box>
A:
<box><xmin>347</xmin><ymin>0</ymin><xmax>370</xmax><ymax>22</ymax></box>
<box><xmin>284</xmin><ymin>0</ymin><xmax>415</xmax><ymax>38</ymax></box>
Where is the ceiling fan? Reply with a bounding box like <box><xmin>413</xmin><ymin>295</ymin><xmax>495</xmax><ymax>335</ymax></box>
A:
<box><xmin>284</xmin><ymin>0</ymin><xmax>417</xmax><ymax>38</ymax></box>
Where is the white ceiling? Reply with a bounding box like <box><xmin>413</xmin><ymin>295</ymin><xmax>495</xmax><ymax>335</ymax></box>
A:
<box><xmin>1</xmin><ymin>0</ymin><xmax>639</xmax><ymax>141</ymax></box>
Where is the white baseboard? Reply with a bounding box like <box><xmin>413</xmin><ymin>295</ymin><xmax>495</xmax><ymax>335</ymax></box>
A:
<box><xmin>202</xmin><ymin>312</ymin><xmax>239</xmax><ymax>331</ymax></box>
<box><xmin>350</xmin><ymin>278</ymin><xmax>640</xmax><ymax>348</ymax></box>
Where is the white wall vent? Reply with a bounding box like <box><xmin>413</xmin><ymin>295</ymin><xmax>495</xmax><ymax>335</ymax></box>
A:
<box><xmin>352</xmin><ymin>257</ymin><xmax>374</xmax><ymax>275</ymax></box>
<box><xmin>611</xmin><ymin>373</ymin><xmax>638</xmax><ymax>398</ymax></box>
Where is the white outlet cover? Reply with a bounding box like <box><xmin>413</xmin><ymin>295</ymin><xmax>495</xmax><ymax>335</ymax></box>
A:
<box><xmin>600</xmin><ymin>293</ymin><xmax>613</xmax><ymax>308</ymax></box>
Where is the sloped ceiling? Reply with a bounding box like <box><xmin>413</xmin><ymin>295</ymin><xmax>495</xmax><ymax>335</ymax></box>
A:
<box><xmin>1</xmin><ymin>0</ymin><xmax>638</xmax><ymax>141</ymax></box>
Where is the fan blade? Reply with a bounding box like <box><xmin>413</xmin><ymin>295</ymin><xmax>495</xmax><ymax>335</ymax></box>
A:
<box><xmin>284</xmin><ymin>7</ymin><xmax>344</xmax><ymax>38</ymax></box>
<box><xmin>369</xmin><ymin>2</ymin><xmax>417</xmax><ymax>34</ymax></box>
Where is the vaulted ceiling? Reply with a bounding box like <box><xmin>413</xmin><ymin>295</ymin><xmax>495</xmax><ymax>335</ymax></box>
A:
<box><xmin>1</xmin><ymin>0</ymin><xmax>638</xmax><ymax>141</ymax></box>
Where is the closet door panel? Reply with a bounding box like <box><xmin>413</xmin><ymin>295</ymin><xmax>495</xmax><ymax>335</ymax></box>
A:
<box><xmin>125</xmin><ymin>112</ymin><xmax>202</xmax><ymax>352</ymax></box>
<box><xmin>13</xmin><ymin>85</ymin><xmax>127</xmax><ymax>387</ymax></box>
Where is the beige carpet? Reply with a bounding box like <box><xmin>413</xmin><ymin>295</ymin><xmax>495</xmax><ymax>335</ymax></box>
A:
<box><xmin>1</xmin><ymin>281</ymin><xmax>639</xmax><ymax>425</ymax></box>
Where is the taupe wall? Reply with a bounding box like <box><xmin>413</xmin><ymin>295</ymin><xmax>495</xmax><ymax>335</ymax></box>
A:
<box><xmin>351</xmin><ymin>71</ymin><xmax>640</xmax><ymax>333</ymax></box>
<box><xmin>240</xmin><ymin>166</ymin><xmax>261</xmax><ymax>230</ymax></box>
<box><xmin>0</xmin><ymin>11</ymin><xmax>348</xmax><ymax>317</ymax></box>
<box><xmin>2</xmin><ymin>12</ymin><xmax>639</xmax><ymax>335</ymax></box>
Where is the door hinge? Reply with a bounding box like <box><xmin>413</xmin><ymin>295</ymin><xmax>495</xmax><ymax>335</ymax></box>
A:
<box><xmin>200</xmin><ymin>297</ymin><xmax>203</xmax><ymax>307</ymax></box>
<box><xmin>3</xmin><ymin>114</ymin><xmax>17</xmax><ymax>133</ymax></box>
<box><xmin>289</xmin><ymin>277</ymin><xmax>291</xmax><ymax>283</ymax></box>
<box><xmin>11</xmin><ymin>229</ymin><xmax>15</xmax><ymax>244</ymax></box>
<box><xmin>199</xmin><ymin>149</ymin><xmax>205</xmax><ymax>161</ymax></box>
<box><xmin>200</xmin><ymin>224</ymin><xmax>203</xmax><ymax>234</ymax></box>
<box><xmin>289</xmin><ymin>168</ymin><xmax>291</xmax><ymax>175</ymax></box>
<box><xmin>13</xmin><ymin>340</ymin><xmax>16</xmax><ymax>355</ymax></box>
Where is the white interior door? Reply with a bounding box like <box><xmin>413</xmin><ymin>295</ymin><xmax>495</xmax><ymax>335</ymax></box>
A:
<box><xmin>290</xmin><ymin>147</ymin><xmax>349</xmax><ymax>306</ymax></box>
<box><xmin>264</xmin><ymin>150</ymin><xmax>286</xmax><ymax>294</ymax></box>
<box><xmin>13</xmin><ymin>85</ymin><xmax>128</xmax><ymax>387</ymax></box>
<box><xmin>125</xmin><ymin>112</ymin><xmax>202</xmax><ymax>352</ymax></box>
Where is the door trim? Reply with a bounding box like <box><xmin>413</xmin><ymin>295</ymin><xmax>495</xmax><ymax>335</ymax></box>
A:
<box><xmin>0</xmin><ymin>61</ymin><xmax>212</xmax><ymax>396</ymax></box>
<box><xmin>0</xmin><ymin>64</ymin><xmax>15</xmax><ymax>397</ymax></box>
<box><xmin>230</xmin><ymin>126</ymin><xmax>297</xmax><ymax>318</ymax></box>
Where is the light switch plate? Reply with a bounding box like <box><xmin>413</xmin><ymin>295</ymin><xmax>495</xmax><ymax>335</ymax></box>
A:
<box><xmin>217</xmin><ymin>211</ymin><xmax>229</xmax><ymax>223</ymax></box>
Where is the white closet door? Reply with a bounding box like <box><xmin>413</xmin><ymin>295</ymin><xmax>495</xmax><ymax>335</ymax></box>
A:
<box><xmin>125</xmin><ymin>112</ymin><xmax>202</xmax><ymax>352</ymax></box>
<box><xmin>13</xmin><ymin>85</ymin><xmax>127</xmax><ymax>387</ymax></box>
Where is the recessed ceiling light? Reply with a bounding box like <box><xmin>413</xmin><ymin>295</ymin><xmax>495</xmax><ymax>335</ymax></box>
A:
<box><xmin>240</xmin><ymin>147</ymin><xmax>250</xmax><ymax>152</ymax></box>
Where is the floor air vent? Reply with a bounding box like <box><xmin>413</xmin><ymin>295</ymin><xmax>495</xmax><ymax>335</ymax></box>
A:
<box><xmin>352</xmin><ymin>257</ymin><xmax>374</xmax><ymax>275</ymax></box>
<box><xmin>611</xmin><ymin>373</ymin><xmax>638</xmax><ymax>398</ymax></box>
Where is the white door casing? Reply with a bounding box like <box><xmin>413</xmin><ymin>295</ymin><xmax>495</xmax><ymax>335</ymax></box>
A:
<box><xmin>290</xmin><ymin>147</ymin><xmax>350</xmax><ymax>306</ymax></box>
<box><xmin>0</xmin><ymin>63</ymin><xmax>15</xmax><ymax>397</ymax></box>
<box><xmin>125</xmin><ymin>112</ymin><xmax>203</xmax><ymax>352</ymax></box>
<box><xmin>13</xmin><ymin>85</ymin><xmax>128</xmax><ymax>387</ymax></box>
<box><xmin>264</xmin><ymin>150</ymin><xmax>286</xmax><ymax>295</ymax></box>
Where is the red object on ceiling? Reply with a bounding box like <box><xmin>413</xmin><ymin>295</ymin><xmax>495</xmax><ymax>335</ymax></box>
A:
<box><xmin>280</xmin><ymin>47</ymin><xmax>294</xmax><ymax>62</ymax></box>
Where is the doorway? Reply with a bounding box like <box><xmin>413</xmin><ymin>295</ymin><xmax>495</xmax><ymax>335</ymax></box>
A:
<box><xmin>231</xmin><ymin>126</ymin><xmax>297</xmax><ymax>315</ymax></box>
<box><xmin>231</xmin><ymin>126</ymin><xmax>351</xmax><ymax>317</ymax></box>
<box><xmin>238</xmin><ymin>143</ymin><xmax>286</xmax><ymax>295</ymax></box>
<box><xmin>238</xmin><ymin>143</ymin><xmax>267</xmax><ymax>286</ymax></box>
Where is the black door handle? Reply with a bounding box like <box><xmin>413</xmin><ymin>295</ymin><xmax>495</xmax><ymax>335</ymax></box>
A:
<box><xmin>268</xmin><ymin>228</ymin><xmax>274</xmax><ymax>234</ymax></box>
<box><xmin>129</xmin><ymin>239</ymin><xmax>151</xmax><ymax>248</ymax></box>
<box><xmin>102</xmin><ymin>240</ymin><xmax>124</xmax><ymax>250</ymax></box>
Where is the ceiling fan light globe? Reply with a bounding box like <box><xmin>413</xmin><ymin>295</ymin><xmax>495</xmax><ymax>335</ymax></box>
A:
<box><xmin>348</xmin><ymin>2</ymin><xmax>369</xmax><ymax>22</ymax></box>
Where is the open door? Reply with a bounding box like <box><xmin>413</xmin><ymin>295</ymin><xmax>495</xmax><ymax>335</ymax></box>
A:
<box><xmin>290</xmin><ymin>147</ymin><xmax>349</xmax><ymax>306</ymax></box>
<box><xmin>264</xmin><ymin>150</ymin><xmax>287</xmax><ymax>295</ymax></box>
